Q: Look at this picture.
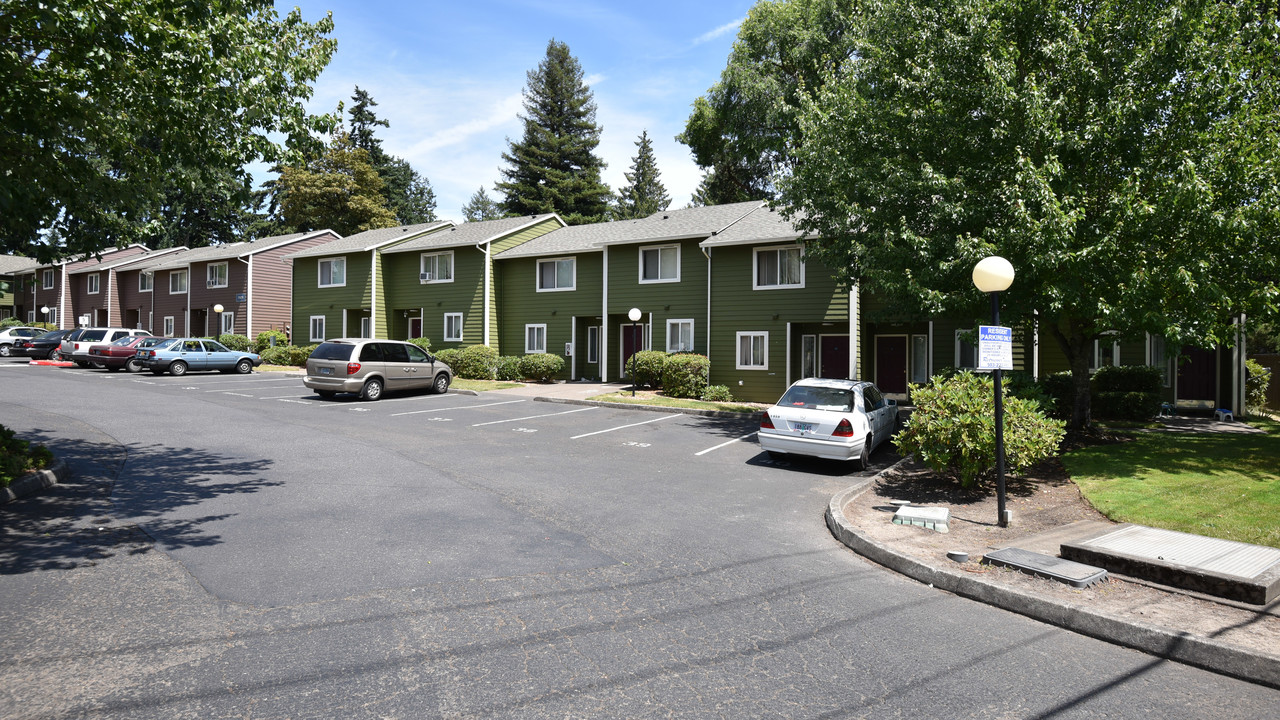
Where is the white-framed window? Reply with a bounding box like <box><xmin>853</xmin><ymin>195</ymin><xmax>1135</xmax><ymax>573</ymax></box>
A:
<box><xmin>639</xmin><ymin>244</ymin><xmax>680</xmax><ymax>283</ymax></box>
<box><xmin>525</xmin><ymin>323</ymin><xmax>547</xmax><ymax>353</ymax></box>
<box><xmin>753</xmin><ymin>246</ymin><xmax>804</xmax><ymax>289</ymax></box>
<box><xmin>443</xmin><ymin>313</ymin><xmax>463</xmax><ymax>342</ymax></box>
<box><xmin>955</xmin><ymin>329</ymin><xmax>977</xmax><ymax>370</ymax></box>
<box><xmin>207</xmin><ymin>262</ymin><xmax>229</xmax><ymax>288</ymax></box>
<box><xmin>27</xmin><ymin>310</ymin><xmax>35</xmax><ymax>324</ymax></box>
<box><xmin>736</xmin><ymin>331</ymin><xmax>768</xmax><ymax>369</ymax></box>
<box><xmin>220</xmin><ymin>312</ymin><xmax>235</xmax><ymax>335</ymax></box>
<box><xmin>163</xmin><ymin>316</ymin><xmax>175</xmax><ymax>337</ymax></box>
<box><xmin>42</xmin><ymin>269</ymin><xmax>54</xmax><ymax>289</ymax></box>
<box><xmin>1090</xmin><ymin>333</ymin><xmax>1120</xmax><ymax>372</ymax></box>
<box><xmin>169</xmin><ymin>270</ymin><xmax>187</xmax><ymax>294</ymax></box>
<box><xmin>666</xmin><ymin>319</ymin><xmax>695</xmax><ymax>353</ymax></box>
<box><xmin>536</xmin><ymin>257</ymin><xmax>575</xmax><ymax>291</ymax></box>
<box><xmin>86</xmin><ymin>273</ymin><xmax>100</xmax><ymax>294</ymax></box>
<box><xmin>587</xmin><ymin>326</ymin><xmax>599</xmax><ymax>364</ymax></box>
<box><xmin>318</xmin><ymin>258</ymin><xmax>346</xmax><ymax>288</ymax></box>
<box><xmin>359</xmin><ymin>316</ymin><xmax>371</xmax><ymax>338</ymax></box>
<box><xmin>310</xmin><ymin>315</ymin><xmax>326</xmax><ymax>342</ymax></box>
<box><xmin>1147</xmin><ymin>334</ymin><xmax>1171</xmax><ymax>388</ymax></box>
<box><xmin>420</xmin><ymin>251</ymin><xmax>454</xmax><ymax>283</ymax></box>
<box><xmin>139</xmin><ymin>273</ymin><xmax>153</xmax><ymax>292</ymax></box>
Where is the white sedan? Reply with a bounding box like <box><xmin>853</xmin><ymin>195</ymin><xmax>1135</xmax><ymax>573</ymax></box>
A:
<box><xmin>758</xmin><ymin>378</ymin><xmax>899</xmax><ymax>470</ymax></box>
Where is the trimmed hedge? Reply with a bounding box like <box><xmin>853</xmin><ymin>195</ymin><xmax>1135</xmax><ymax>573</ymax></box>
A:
<box><xmin>1093</xmin><ymin>391</ymin><xmax>1164</xmax><ymax>420</ymax></box>
<box><xmin>260</xmin><ymin>344</ymin><xmax>316</xmax><ymax>366</ymax></box>
<box><xmin>627</xmin><ymin>350</ymin><xmax>667</xmax><ymax>388</ymax></box>
<box><xmin>700</xmin><ymin>384</ymin><xmax>734</xmax><ymax>402</ymax></box>
<box><xmin>454</xmin><ymin>344</ymin><xmax>499</xmax><ymax>379</ymax></box>
<box><xmin>518</xmin><ymin>353</ymin><xmax>564</xmax><ymax>382</ymax></box>
<box><xmin>435</xmin><ymin>348</ymin><xmax>462</xmax><ymax>370</ymax></box>
<box><xmin>218</xmin><ymin>334</ymin><xmax>251</xmax><ymax>352</ymax></box>
<box><xmin>253</xmin><ymin>330</ymin><xmax>289</xmax><ymax>354</ymax></box>
<box><xmin>1090</xmin><ymin>365</ymin><xmax>1162</xmax><ymax>420</ymax></box>
<box><xmin>1092</xmin><ymin>364</ymin><xmax>1162</xmax><ymax>393</ymax></box>
<box><xmin>662</xmin><ymin>354</ymin><xmax>710</xmax><ymax>399</ymax></box>
<box><xmin>493</xmin><ymin>355</ymin><xmax>522</xmax><ymax>381</ymax></box>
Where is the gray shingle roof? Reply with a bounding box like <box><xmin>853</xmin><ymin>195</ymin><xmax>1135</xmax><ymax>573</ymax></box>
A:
<box><xmin>382</xmin><ymin>214</ymin><xmax>562</xmax><ymax>254</ymax></box>
<box><xmin>0</xmin><ymin>255</ymin><xmax>38</xmax><ymax>274</ymax></box>
<box><xmin>285</xmin><ymin>222</ymin><xmax>452</xmax><ymax>260</ymax></box>
<box><xmin>699</xmin><ymin>204</ymin><xmax>806</xmax><ymax>247</ymax></box>
<box><xmin>67</xmin><ymin>246</ymin><xmax>191</xmax><ymax>274</ymax></box>
<box><xmin>147</xmin><ymin>229</ymin><xmax>342</xmax><ymax>270</ymax></box>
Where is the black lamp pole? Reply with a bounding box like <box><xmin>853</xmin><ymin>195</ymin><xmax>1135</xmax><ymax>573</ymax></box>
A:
<box><xmin>630</xmin><ymin>320</ymin><xmax>638</xmax><ymax>397</ymax></box>
<box><xmin>991</xmin><ymin>290</ymin><xmax>1007</xmax><ymax>528</ymax></box>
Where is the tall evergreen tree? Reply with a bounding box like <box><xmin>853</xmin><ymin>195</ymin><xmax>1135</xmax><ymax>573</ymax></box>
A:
<box><xmin>347</xmin><ymin>86</ymin><xmax>389</xmax><ymax>162</ymax></box>
<box><xmin>612</xmin><ymin>130</ymin><xmax>670</xmax><ymax>220</ymax></box>
<box><xmin>461</xmin><ymin>186</ymin><xmax>504</xmax><ymax>222</ymax></box>
<box><xmin>345</xmin><ymin>87</ymin><xmax>437</xmax><ymax>224</ymax></box>
<box><xmin>497</xmin><ymin>39</ymin><xmax>611</xmax><ymax>225</ymax></box>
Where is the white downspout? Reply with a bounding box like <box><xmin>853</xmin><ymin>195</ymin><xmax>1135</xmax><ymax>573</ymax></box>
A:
<box><xmin>239</xmin><ymin>255</ymin><xmax>252</xmax><ymax>337</ymax></box>
<box><xmin>602</xmin><ymin>247</ymin><xmax>609</xmax><ymax>382</ymax></box>
<box><xmin>571</xmin><ymin>317</ymin><xmax>577</xmax><ymax>380</ymax></box>
<box><xmin>481</xmin><ymin>243</ymin><xmax>492</xmax><ymax>346</ymax></box>
<box><xmin>927</xmin><ymin>320</ymin><xmax>934</xmax><ymax>378</ymax></box>
<box><xmin>105</xmin><ymin>270</ymin><xmax>114</xmax><ymax>326</ymax></box>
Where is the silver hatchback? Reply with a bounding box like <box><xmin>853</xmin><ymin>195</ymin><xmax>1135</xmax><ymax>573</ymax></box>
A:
<box><xmin>303</xmin><ymin>339</ymin><xmax>453</xmax><ymax>401</ymax></box>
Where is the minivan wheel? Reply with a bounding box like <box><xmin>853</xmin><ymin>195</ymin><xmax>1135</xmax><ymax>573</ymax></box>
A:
<box><xmin>168</xmin><ymin>360</ymin><xmax>188</xmax><ymax>377</ymax></box>
<box><xmin>360</xmin><ymin>377</ymin><xmax>384</xmax><ymax>401</ymax></box>
<box><xmin>235</xmin><ymin>358</ymin><xmax>253</xmax><ymax>374</ymax></box>
<box><xmin>431</xmin><ymin>373</ymin><xmax>450</xmax><ymax>394</ymax></box>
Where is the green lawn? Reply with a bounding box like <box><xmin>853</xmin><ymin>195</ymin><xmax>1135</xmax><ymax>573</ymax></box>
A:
<box><xmin>587</xmin><ymin>392</ymin><xmax>762</xmax><ymax>414</ymax></box>
<box><xmin>1062</xmin><ymin>417</ymin><xmax>1280</xmax><ymax>549</ymax></box>
<box><xmin>450</xmin><ymin>378</ymin><xmax>523</xmax><ymax>391</ymax></box>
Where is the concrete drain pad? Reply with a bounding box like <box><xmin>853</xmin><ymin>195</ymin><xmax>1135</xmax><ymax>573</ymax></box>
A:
<box><xmin>982</xmin><ymin>547</ymin><xmax>1108</xmax><ymax>588</ymax></box>
<box><xmin>892</xmin><ymin>505</ymin><xmax>949</xmax><ymax>533</ymax></box>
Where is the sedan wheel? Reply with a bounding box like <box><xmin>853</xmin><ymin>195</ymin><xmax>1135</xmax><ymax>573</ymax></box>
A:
<box><xmin>235</xmin><ymin>358</ymin><xmax>253</xmax><ymax>374</ymax></box>
<box><xmin>0</xmin><ymin>344</ymin><xmax>10</xmax><ymax>357</ymax></box>
<box><xmin>168</xmin><ymin>361</ymin><xmax>188</xmax><ymax>377</ymax></box>
<box><xmin>856</xmin><ymin>434</ymin><xmax>874</xmax><ymax>472</ymax></box>
<box><xmin>125</xmin><ymin>357</ymin><xmax>143</xmax><ymax>373</ymax></box>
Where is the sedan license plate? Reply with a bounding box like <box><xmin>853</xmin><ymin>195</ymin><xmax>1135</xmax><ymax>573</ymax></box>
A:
<box><xmin>319</xmin><ymin>367</ymin><xmax>332</xmax><ymax>375</ymax></box>
<box><xmin>792</xmin><ymin>421</ymin><xmax>815</xmax><ymax>433</ymax></box>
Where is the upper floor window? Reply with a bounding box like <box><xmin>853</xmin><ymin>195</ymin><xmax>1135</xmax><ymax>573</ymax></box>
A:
<box><xmin>537</xmin><ymin>257</ymin><xmax>575</xmax><ymax>292</ymax></box>
<box><xmin>169</xmin><ymin>270</ymin><xmax>187</xmax><ymax>294</ymax></box>
<box><xmin>420</xmin><ymin>251</ymin><xmax>454</xmax><ymax>283</ymax></box>
<box><xmin>639</xmin><ymin>245</ymin><xmax>679</xmax><ymax>283</ymax></box>
<box><xmin>318</xmin><ymin>257</ymin><xmax>346</xmax><ymax>288</ymax></box>
<box><xmin>753</xmin><ymin>246</ymin><xmax>804</xmax><ymax>289</ymax></box>
<box><xmin>207</xmin><ymin>262</ymin><xmax>228</xmax><ymax>288</ymax></box>
<box><xmin>87</xmin><ymin>273</ymin><xmax>100</xmax><ymax>294</ymax></box>
<box><xmin>139</xmin><ymin>273</ymin><xmax>153</xmax><ymax>292</ymax></box>
<box><xmin>42</xmin><ymin>269</ymin><xmax>54</xmax><ymax>289</ymax></box>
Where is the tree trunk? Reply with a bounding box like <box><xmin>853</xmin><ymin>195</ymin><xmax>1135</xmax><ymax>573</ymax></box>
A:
<box><xmin>1051</xmin><ymin>323</ymin><xmax>1094</xmax><ymax>430</ymax></box>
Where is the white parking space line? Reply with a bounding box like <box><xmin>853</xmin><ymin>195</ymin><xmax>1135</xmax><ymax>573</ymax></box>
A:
<box><xmin>391</xmin><ymin>399</ymin><xmax>527</xmax><ymax>417</ymax></box>
<box><xmin>150</xmin><ymin>376</ymin><xmax>298</xmax><ymax>386</ymax></box>
<box><xmin>472</xmin><ymin>406</ymin><xmax>597</xmax><ymax>427</ymax></box>
<box><xmin>261</xmin><ymin>394</ymin><xmax>311</xmax><ymax>400</ymax></box>
<box><xmin>694</xmin><ymin>431</ymin><xmax>759</xmax><ymax>456</ymax></box>
<box><xmin>569</xmin><ymin>413</ymin><xmax>682</xmax><ymax>439</ymax></box>
<box><xmin>206</xmin><ymin>384</ymin><xmax>299</xmax><ymax>393</ymax></box>
<box><xmin>222</xmin><ymin>392</ymin><xmax>256</xmax><ymax>398</ymax></box>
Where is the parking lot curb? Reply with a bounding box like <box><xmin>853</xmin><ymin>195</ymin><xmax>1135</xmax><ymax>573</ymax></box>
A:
<box><xmin>533</xmin><ymin>396</ymin><xmax>761</xmax><ymax>419</ymax></box>
<box><xmin>825</xmin><ymin>475</ymin><xmax>1280</xmax><ymax>690</ymax></box>
<box><xmin>2</xmin><ymin>458</ymin><xmax>69</xmax><ymax>505</ymax></box>
<box><xmin>449</xmin><ymin>388</ymin><xmax>479</xmax><ymax>396</ymax></box>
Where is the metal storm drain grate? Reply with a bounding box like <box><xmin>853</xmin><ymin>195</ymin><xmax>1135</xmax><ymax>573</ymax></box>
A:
<box><xmin>982</xmin><ymin>547</ymin><xmax>1109</xmax><ymax>588</ymax></box>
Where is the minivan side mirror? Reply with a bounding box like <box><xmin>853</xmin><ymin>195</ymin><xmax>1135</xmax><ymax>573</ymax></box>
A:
<box><xmin>886</xmin><ymin>399</ymin><xmax>897</xmax><ymax>407</ymax></box>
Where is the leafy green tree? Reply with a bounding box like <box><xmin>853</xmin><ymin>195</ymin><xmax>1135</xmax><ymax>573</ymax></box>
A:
<box><xmin>276</xmin><ymin>134</ymin><xmax>397</xmax><ymax>237</ymax></box>
<box><xmin>678</xmin><ymin>0</ymin><xmax>857</xmax><ymax>206</ymax></box>
<box><xmin>461</xmin><ymin>187</ymin><xmax>504</xmax><ymax>222</ymax></box>
<box><xmin>344</xmin><ymin>88</ymin><xmax>437</xmax><ymax>225</ymax></box>
<box><xmin>497</xmin><ymin>39</ymin><xmax>612</xmax><ymax>225</ymax></box>
<box><xmin>777</xmin><ymin>0</ymin><xmax>1280</xmax><ymax>429</ymax></box>
<box><xmin>151</xmin><ymin>167</ymin><xmax>259</xmax><ymax>249</ymax></box>
<box><xmin>613</xmin><ymin>131</ymin><xmax>670</xmax><ymax>220</ymax></box>
<box><xmin>0</xmin><ymin>0</ymin><xmax>337</xmax><ymax>262</ymax></box>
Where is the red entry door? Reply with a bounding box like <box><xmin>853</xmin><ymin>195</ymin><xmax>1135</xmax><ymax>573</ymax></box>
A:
<box><xmin>408</xmin><ymin>318</ymin><xmax>422</xmax><ymax>339</ymax></box>
<box><xmin>819</xmin><ymin>335</ymin><xmax>850</xmax><ymax>379</ymax></box>
<box><xmin>1177</xmin><ymin>346</ymin><xmax>1216</xmax><ymax>402</ymax></box>
<box><xmin>620</xmin><ymin>323</ymin><xmax>646</xmax><ymax>378</ymax></box>
<box><xmin>876</xmin><ymin>336</ymin><xmax>908</xmax><ymax>394</ymax></box>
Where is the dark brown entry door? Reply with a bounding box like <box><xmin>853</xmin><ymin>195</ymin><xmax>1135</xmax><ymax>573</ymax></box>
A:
<box><xmin>876</xmin><ymin>336</ymin><xmax>908</xmax><ymax>394</ymax></box>
<box><xmin>620</xmin><ymin>323</ymin><xmax>645</xmax><ymax>379</ymax></box>
<box><xmin>1177</xmin><ymin>346</ymin><xmax>1216</xmax><ymax>402</ymax></box>
<box><xmin>819</xmin><ymin>335</ymin><xmax>849</xmax><ymax>379</ymax></box>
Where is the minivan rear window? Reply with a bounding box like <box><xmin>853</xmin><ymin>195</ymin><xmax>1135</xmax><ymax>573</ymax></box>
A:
<box><xmin>80</xmin><ymin>330</ymin><xmax>107</xmax><ymax>342</ymax></box>
<box><xmin>310</xmin><ymin>342</ymin><xmax>355</xmax><ymax>361</ymax></box>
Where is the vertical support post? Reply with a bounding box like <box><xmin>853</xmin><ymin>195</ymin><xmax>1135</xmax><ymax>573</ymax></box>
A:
<box><xmin>992</xmin><ymin>291</ymin><xmax>1007</xmax><ymax>528</ymax></box>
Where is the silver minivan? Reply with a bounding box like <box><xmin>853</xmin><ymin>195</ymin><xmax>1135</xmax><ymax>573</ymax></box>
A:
<box><xmin>303</xmin><ymin>339</ymin><xmax>453</xmax><ymax>401</ymax></box>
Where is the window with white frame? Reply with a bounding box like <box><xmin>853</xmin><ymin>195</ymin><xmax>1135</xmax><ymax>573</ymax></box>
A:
<box><xmin>639</xmin><ymin>245</ymin><xmax>679</xmax><ymax>283</ymax></box>
<box><xmin>318</xmin><ymin>258</ymin><xmax>345</xmax><ymax>288</ymax></box>
<box><xmin>87</xmin><ymin>273</ymin><xmax>99</xmax><ymax>294</ymax></box>
<box><xmin>736</xmin><ymin>331</ymin><xmax>768</xmax><ymax>369</ymax></box>
<box><xmin>444</xmin><ymin>313</ymin><xmax>463</xmax><ymax>342</ymax></box>
<box><xmin>27</xmin><ymin>310</ymin><xmax>35</xmax><ymax>324</ymax></box>
<box><xmin>525</xmin><ymin>324</ymin><xmax>547</xmax><ymax>353</ymax></box>
<box><xmin>753</xmin><ymin>246</ymin><xmax>804</xmax><ymax>289</ymax></box>
<box><xmin>586</xmin><ymin>326</ymin><xmax>599</xmax><ymax>364</ymax></box>
<box><xmin>169</xmin><ymin>270</ymin><xmax>187</xmax><ymax>294</ymax></box>
<box><xmin>42</xmin><ymin>269</ymin><xmax>54</xmax><ymax>289</ymax></box>
<box><xmin>666</xmin><ymin>319</ymin><xmax>694</xmax><ymax>353</ymax></box>
<box><xmin>420</xmin><ymin>251</ymin><xmax>454</xmax><ymax>283</ymax></box>
<box><xmin>955</xmin><ymin>329</ymin><xmax>977</xmax><ymax>370</ymax></box>
<box><xmin>1147</xmin><ymin>334</ymin><xmax>1171</xmax><ymax>387</ymax></box>
<box><xmin>220</xmin><ymin>312</ymin><xmax>235</xmax><ymax>335</ymax></box>
<box><xmin>139</xmin><ymin>273</ymin><xmax>153</xmax><ymax>292</ymax></box>
<box><xmin>207</xmin><ymin>262</ymin><xmax>228</xmax><ymax>288</ymax></box>
<box><xmin>1091</xmin><ymin>334</ymin><xmax>1119</xmax><ymax>372</ymax></box>
<box><xmin>310</xmin><ymin>315</ymin><xmax>326</xmax><ymax>342</ymax></box>
<box><xmin>163</xmin><ymin>316</ymin><xmax>175</xmax><ymax>337</ymax></box>
<box><xmin>536</xmin><ymin>257</ymin><xmax>575</xmax><ymax>291</ymax></box>
<box><xmin>359</xmin><ymin>316</ymin><xmax>371</xmax><ymax>338</ymax></box>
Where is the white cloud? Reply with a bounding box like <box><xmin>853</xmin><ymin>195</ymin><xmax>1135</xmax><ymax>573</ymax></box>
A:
<box><xmin>693</xmin><ymin>17</ymin><xmax>745</xmax><ymax>46</ymax></box>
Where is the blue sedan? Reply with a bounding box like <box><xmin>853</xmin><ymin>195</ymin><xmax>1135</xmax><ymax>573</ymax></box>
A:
<box><xmin>139</xmin><ymin>338</ymin><xmax>262</xmax><ymax>376</ymax></box>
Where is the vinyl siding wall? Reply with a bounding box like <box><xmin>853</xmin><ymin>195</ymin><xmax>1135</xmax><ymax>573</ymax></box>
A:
<box><xmin>384</xmin><ymin>245</ymin><xmax>486</xmax><ymax>350</ymax></box>
<box><xmin>291</xmin><ymin>252</ymin><xmax>373</xmax><ymax>343</ymax></box>
<box><xmin>251</xmin><ymin>232</ymin><xmax>338</xmax><ymax>338</ymax></box>
<box><xmin>497</xmin><ymin>252</ymin><xmax>604</xmax><ymax>381</ymax></box>
<box><xmin>605</xmin><ymin>239</ymin><xmax>709</xmax><ymax>364</ymax></box>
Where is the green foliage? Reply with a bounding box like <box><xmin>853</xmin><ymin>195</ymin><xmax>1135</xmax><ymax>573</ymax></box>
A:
<box><xmin>1003</xmin><ymin>371</ymin><xmax>1055</xmax><ymax>414</ymax></box>
<box><xmin>0</xmin><ymin>318</ymin><xmax>25</xmax><ymax>328</ymax></box>
<box><xmin>613</xmin><ymin>131</ymin><xmax>670</xmax><ymax>220</ymax></box>
<box><xmin>701</xmin><ymin>384</ymin><xmax>735</xmax><ymax>402</ymax></box>
<box><xmin>1246</xmin><ymin>358</ymin><xmax>1272</xmax><ymax>414</ymax></box>
<box><xmin>435</xmin><ymin>348</ymin><xmax>463</xmax><ymax>370</ymax></box>
<box><xmin>275</xmin><ymin>133</ymin><xmax>398</xmax><ymax>236</ymax></box>
<box><xmin>662</xmin><ymin>354</ymin><xmax>711</xmax><ymax>399</ymax></box>
<box><xmin>1</xmin><ymin>1</ymin><xmax>338</xmax><ymax>261</ymax></box>
<box><xmin>1092</xmin><ymin>391</ymin><xmax>1163</xmax><ymax>421</ymax></box>
<box><xmin>1038</xmin><ymin>372</ymin><xmax>1075</xmax><ymax>420</ymax></box>
<box><xmin>493</xmin><ymin>355</ymin><xmax>523</xmax><ymax>381</ymax></box>
<box><xmin>253</xmin><ymin>330</ymin><xmax>290</xmax><ymax>354</ymax></box>
<box><xmin>341</xmin><ymin>87</ymin><xmax>439</xmax><ymax>227</ymax></box>
<box><xmin>894</xmin><ymin>372</ymin><xmax>1066</xmax><ymax>490</ymax></box>
<box><xmin>406</xmin><ymin>337</ymin><xmax>432</xmax><ymax>353</ymax></box>
<box><xmin>497</xmin><ymin>39</ymin><xmax>612</xmax><ymax>225</ymax></box>
<box><xmin>0</xmin><ymin>423</ymin><xmax>53</xmax><ymax>488</ymax></box>
<box><xmin>462</xmin><ymin>187</ymin><xmax>504</xmax><ymax>222</ymax></box>
<box><xmin>1092</xmin><ymin>365</ymin><xmax>1163</xmax><ymax>394</ymax></box>
<box><xmin>454</xmin><ymin>344</ymin><xmax>499</xmax><ymax>380</ymax></box>
<box><xmin>628</xmin><ymin>350</ymin><xmax>667</xmax><ymax>388</ymax></box>
<box><xmin>518</xmin><ymin>353</ymin><xmax>565</xmax><ymax>383</ymax></box>
<box><xmin>218</xmin><ymin>334</ymin><xmax>251</xmax><ymax>352</ymax></box>
<box><xmin>261</xmin><ymin>344</ymin><xmax>315</xmax><ymax>367</ymax></box>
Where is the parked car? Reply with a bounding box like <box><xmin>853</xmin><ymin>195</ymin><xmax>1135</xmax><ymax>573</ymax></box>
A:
<box><xmin>61</xmin><ymin>327</ymin><xmax>152</xmax><ymax>367</ymax></box>
<box><xmin>88</xmin><ymin>335</ymin><xmax>168</xmax><ymax>373</ymax></box>
<box><xmin>303</xmin><ymin>339</ymin><xmax>453</xmax><ymax>401</ymax></box>
<box><xmin>0</xmin><ymin>326</ymin><xmax>43</xmax><ymax>357</ymax></box>
<box><xmin>138</xmin><ymin>338</ymin><xmax>261</xmax><ymax>376</ymax></box>
<box><xmin>758</xmin><ymin>378</ymin><xmax>899</xmax><ymax>470</ymax></box>
<box><xmin>17</xmin><ymin>329</ymin><xmax>75</xmax><ymax>360</ymax></box>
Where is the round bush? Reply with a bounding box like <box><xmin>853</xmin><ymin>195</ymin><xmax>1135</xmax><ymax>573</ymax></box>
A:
<box><xmin>518</xmin><ymin>353</ymin><xmax>564</xmax><ymax>382</ymax></box>
<box><xmin>627</xmin><ymin>350</ymin><xmax>667</xmax><ymax>388</ymax></box>
<box><xmin>253</xmin><ymin>330</ymin><xmax>289</xmax><ymax>354</ymax></box>
<box><xmin>260</xmin><ymin>344</ymin><xmax>316</xmax><ymax>367</ymax></box>
<box><xmin>407</xmin><ymin>336</ymin><xmax>432</xmax><ymax>353</ymax></box>
<box><xmin>1246</xmin><ymin>358</ymin><xmax>1272</xmax><ymax>414</ymax></box>
<box><xmin>662</xmin><ymin>354</ymin><xmax>710</xmax><ymax>399</ymax></box>
<box><xmin>435</xmin><ymin>348</ymin><xmax>462</xmax><ymax>370</ymax></box>
<box><xmin>455</xmin><ymin>344</ymin><xmax>499</xmax><ymax>379</ymax></box>
<box><xmin>218</xmin><ymin>334</ymin><xmax>251</xmax><ymax>352</ymax></box>
<box><xmin>894</xmin><ymin>371</ymin><xmax>1066</xmax><ymax>490</ymax></box>
<box><xmin>700</xmin><ymin>384</ymin><xmax>734</xmax><ymax>402</ymax></box>
<box><xmin>493</xmin><ymin>355</ymin><xmax>522</xmax><ymax>381</ymax></box>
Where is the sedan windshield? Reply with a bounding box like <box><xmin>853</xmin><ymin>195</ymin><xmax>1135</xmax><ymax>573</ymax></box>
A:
<box><xmin>778</xmin><ymin>386</ymin><xmax>856</xmax><ymax>413</ymax></box>
<box><xmin>111</xmin><ymin>336</ymin><xmax>138</xmax><ymax>346</ymax></box>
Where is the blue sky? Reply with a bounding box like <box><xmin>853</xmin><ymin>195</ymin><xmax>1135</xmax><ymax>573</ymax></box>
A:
<box><xmin>274</xmin><ymin>0</ymin><xmax>755</xmax><ymax>221</ymax></box>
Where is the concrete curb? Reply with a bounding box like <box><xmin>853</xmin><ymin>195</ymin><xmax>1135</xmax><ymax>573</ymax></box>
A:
<box><xmin>533</xmin><ymin>395</ymin><xmax>761</xmax><ymax>419</ymax></box>
<box><xmin>826</xmin><ymin>477</ymin><xmax>1280</xmax><ymax>690</ymax></box>
<box><xmin>2</xmin><ymin>458</ymin><xmax>69</xmax><ymax>504</ymax></box>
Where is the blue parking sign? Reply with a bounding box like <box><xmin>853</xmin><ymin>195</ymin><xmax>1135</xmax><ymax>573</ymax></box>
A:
<box><xmin>978</xmin><ymin>326</ymin><xmax>1013</xmax><ymax>370</ymax></box>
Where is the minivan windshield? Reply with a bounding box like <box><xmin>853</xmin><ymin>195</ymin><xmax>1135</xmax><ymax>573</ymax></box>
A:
<box><xmin>310</xmin><ymin>342</ymin><xmax>355</xmax><ymax>361</ymax></box>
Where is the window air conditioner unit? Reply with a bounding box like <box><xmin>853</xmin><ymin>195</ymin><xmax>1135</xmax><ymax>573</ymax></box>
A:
<box><xmin>419</xmin><ymin>273</ymin><xmax>430</xmax><ymax>281</ymax></box>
